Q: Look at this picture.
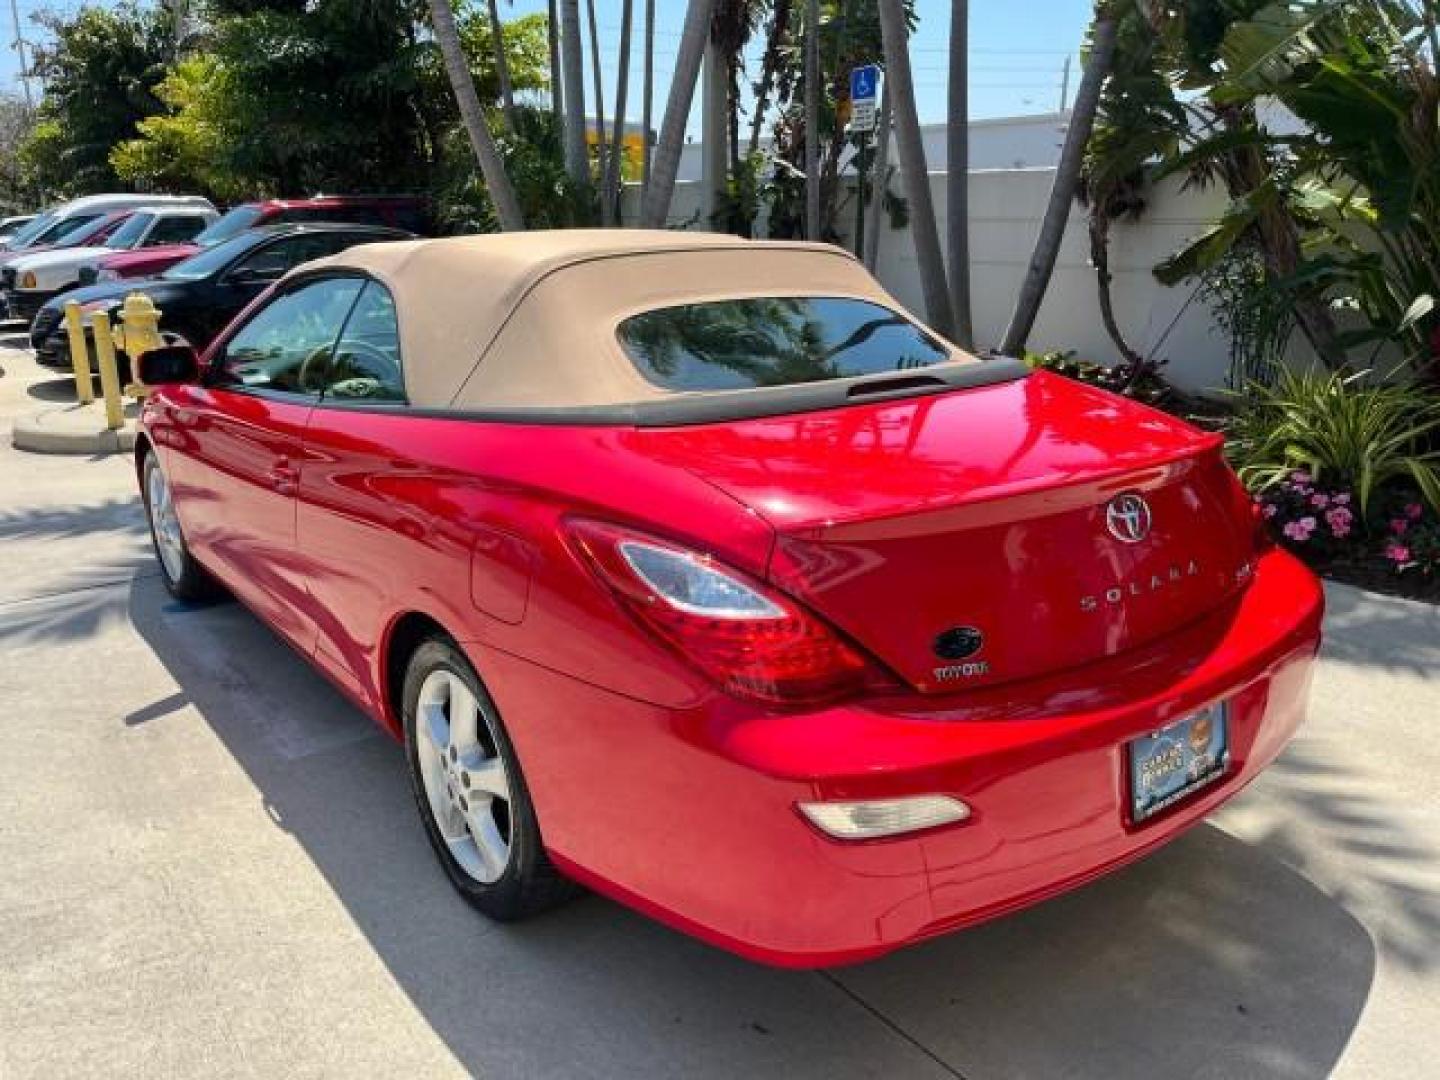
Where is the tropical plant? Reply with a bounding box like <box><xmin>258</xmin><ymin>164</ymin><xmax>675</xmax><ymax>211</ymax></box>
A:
<box><xmin>1077</xmin><ymin>4</ymin><xmax>1186</xmax><ymax>372</ymax></box>
<box><xmin>24</xmin><ymin>3</ymin><xmax>175</xmax><ymax>194</ymax></box>
<box><xmin>1226</xmin><ymin>366</ymin><xmax>1440</xmax><ymax>515</ymax></box>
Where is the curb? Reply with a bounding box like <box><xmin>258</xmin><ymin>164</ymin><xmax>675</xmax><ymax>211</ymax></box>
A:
<box><xmin>11</xmin><ymin>404</ymin><xmax>137</xmax><ymax>455</ymax></box>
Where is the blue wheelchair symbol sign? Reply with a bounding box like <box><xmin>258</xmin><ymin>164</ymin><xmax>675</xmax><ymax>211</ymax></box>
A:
<box><xmin>850</xmin><ymin>64</ymin><xmax>880</xmax><ymax>104</ymax></box>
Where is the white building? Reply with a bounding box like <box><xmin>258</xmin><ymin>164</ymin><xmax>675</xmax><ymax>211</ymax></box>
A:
<box><xmin>673</xmin><ymin>111</ymin><xmax>1071</xmax><ymax>182</ymax></box>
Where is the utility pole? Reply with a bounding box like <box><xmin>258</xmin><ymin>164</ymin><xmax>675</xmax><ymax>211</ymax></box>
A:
<box><xmin>8</xmin><ymin>0</ymin><xmax>33</xmax><ymax>111</ymax></box>
<box><xmin>1059</xmin><ymin>54</ymin><xmax>1071</xmax><ymax>112</ymax></box>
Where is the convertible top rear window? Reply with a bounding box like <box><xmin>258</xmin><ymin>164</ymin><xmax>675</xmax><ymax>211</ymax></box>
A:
<box><xmin>617</xmin><ymin>297</ymin><xmax>951</xmax><ymax>392</ymax></box>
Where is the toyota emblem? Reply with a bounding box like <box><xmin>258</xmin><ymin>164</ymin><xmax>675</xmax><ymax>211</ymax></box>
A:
<box><xmin>1105</xmin><ymin>492</ymin><xmax>1152</xmax><ymax>543</ymax></box>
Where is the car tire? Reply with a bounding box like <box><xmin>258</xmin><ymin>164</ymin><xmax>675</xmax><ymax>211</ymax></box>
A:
<box><xmin>402</xmin><ymin>637</ymin><xmax>576</xmax><ymax>921</ymax></box>
<box><xmin>141</xmin><ymin>451</ymin><xmax>219</xmax><ymax>602</ymax></box>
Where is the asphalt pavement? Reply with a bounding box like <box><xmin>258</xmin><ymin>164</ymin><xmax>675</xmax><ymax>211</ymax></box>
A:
<box><xmin>2</xmin><ymin>340</ymin><xmax>1436</xmax><ymax>1078</ymax></box>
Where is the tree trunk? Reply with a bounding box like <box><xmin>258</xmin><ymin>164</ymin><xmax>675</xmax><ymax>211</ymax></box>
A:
<box><xmin>486</xmin><ymin>0</ymin><xmax>517</xmax><ymax>134</ymax></box>
<box><xmin>748</xmin><ymin>0</ymin><xmax>790</xmax><ymax>155</ymax></box>
<box><xmin>560</xmin><ymin>0</ymin><xmax>588</xmax><ymax>188</ymax></box>
<box><xmin>946</xmin><ymin>0</ymin><xmax>973</xmax><ymax>347</ymax></box>
<box><xmin>1089</xmin><ymin>214</ymin><xmax>1143</xmax><ymax>367</ymax></box>
<box><xmin>547</xmin><ymin>0</ymin><xmax>564</xmax><ymax>126</ymax></box>
<box><xmin>640</xmin><ymin>0</ymin><xmax>718</xmax><ymax>227</ymax></box>
<box><xmin>429</xmin><ymin>0</ymin><xmax>525</xmax><ymax>231</ymax></box>
<box><xmin>586</xmin><ymin>0</ymin><xmax>608</xmax><ymax>218</ymax></box>
<box><xmin>604</xmin><ymin>0</ymin><xmax>634</xmax><ymax>225</ymax></box>
<box><xmin>1220</xmin><ymin>108</ymin><xmax>1345</xmax><ymax>368</ymax></box>
<box><xmin>877</xmin><ymin>0</ymin><xmax>953</xmax><ymax>335</ymax></box>
<box><xmin>641</xmin><ymin>0</ymin><xmax>655</xmax><ymax>193</ymax></box>
<box><xmin>804</xmin><ymin>0</ymin><xmax>821</xmax><ymax>240</ymax></box>
<box><xmin>1000</xmin><ymin>13</ymin><xmax>1116</xmax><ymax>357</ymax></box>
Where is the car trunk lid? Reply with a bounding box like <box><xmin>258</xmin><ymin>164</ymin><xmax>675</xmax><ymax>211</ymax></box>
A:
<box><xmin>627</xmin><ymin>371</ymin><xmax>1256</xmax><ymax>694</ymax></box>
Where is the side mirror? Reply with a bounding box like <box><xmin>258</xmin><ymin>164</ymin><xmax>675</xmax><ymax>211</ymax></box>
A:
<box><xmin>138</xmin><ymin>344</ymin><xmax>199</xmax><ymax>386</ymax></box>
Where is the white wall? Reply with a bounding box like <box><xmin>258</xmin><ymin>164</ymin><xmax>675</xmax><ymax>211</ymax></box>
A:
<box><xmin>674</xmin><ymin>112</ymin><xmax>1071</xmax><ymax>182</ymax></box>
<box><xmin>622</xmin><ymin>165</ymin><xmax>1252</xmax><ymax>395</ymax></box>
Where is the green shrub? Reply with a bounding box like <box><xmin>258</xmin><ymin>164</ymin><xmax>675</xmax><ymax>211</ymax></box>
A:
<box><xmin>1226</xmin><ymin>367</ymin><xmax>1440</xmax><ymax>517</ymax></box>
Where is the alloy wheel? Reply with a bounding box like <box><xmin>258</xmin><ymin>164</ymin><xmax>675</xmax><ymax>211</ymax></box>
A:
<box><xmin>146</xmin><ymin>461</ymin><xmax>186</xmax><ymax>584</ymax></box>
<box><xmin>414</xmin><ymin>668</ymin><xmax>514</xmax><ymax>884</ymax></box>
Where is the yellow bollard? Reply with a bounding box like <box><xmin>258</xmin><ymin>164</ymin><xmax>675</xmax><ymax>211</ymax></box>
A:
<box><xmin>115</xmin><ymin>293</ymin><xmax>165</xmax><ymax>397</ymax></box>
<box><xmin>88</xmin><ymin>311</ymin><xmax>125</xmax><ymax>431</ymax></box>
<box><xmin>62</xmin><ymin>300</ymin><xmax>95</xmax><ymax>405</ymax></box>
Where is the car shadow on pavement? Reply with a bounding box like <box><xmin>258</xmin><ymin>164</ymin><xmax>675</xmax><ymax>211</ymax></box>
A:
<box><xmin>125</xmin><ymin>572</ymin><xmax>1377</xmax><ymax>1080</ymax></box>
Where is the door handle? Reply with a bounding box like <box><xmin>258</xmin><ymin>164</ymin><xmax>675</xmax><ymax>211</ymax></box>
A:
<box><xmin>269</xmin><ymin>460</ymin><xmax>298</xmax><ymax>496</ymax></box>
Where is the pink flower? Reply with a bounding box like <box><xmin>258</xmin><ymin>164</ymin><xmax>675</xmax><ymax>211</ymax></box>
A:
<box><xmin>1325</xmin><ymin>507</ymin><xmax>1353</xmax><ymax>538</ymax></box>
<box><xmin>1405</xmin><ymin>503</ymin><xmax>1424</xmax><ymax>521</ymax></box>
<box><xmin>1391</xmin><ymin>518</ymin><xmax>1409</xmax><ymax>536</ymax></box>
<box><xmin>1334</xmin><ymin>492</ymin><xmax>1352</xmax><ymax>506</ymax></box>
<box><xmin>1283</xmin><ymin>518</ymin><xmax>1316</xmax><ymax>543</ymax></box>
<box><xmin>1262</xmin><ymin>503</ymin><xmax>1279</xmax><ymax>519</ymax></box>
<box><xmin>1385</xmin><ymin>541</ymin><xmax>1412</xmax><ymax>565</ymax></box>
<box><xmin>1290</xmin><ymin>470</ymin><xmax>1312</xmax><ymax>484</ymax></box>
<box><xmin>1310</xmin><ymin>491</ymin><xmax>1330</xmax><ymax>509</ymax></box>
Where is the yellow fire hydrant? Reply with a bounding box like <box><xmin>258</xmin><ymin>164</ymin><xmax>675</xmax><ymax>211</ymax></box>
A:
<box><xmin>61</xmin><ymin>292</ymin><xmax>167</xmax><ymax>432</ymax></box>
<box><xmin>113</xmin><ymin>293</ymin><xmax>166</xmax><ymax>397</ymax></box>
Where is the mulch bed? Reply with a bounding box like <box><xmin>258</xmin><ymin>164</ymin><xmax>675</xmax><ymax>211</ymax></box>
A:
<box><xmin>1304</xmin><ymin>551</ymin><xmax>1440</xmax><ymax>604</ymax></box>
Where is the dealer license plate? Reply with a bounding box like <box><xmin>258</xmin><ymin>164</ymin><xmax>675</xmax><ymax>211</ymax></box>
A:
<box><xmin>1127</xmin><ymin>702</ymin><xmax>1229</xmax><ymax>823</ymax></box>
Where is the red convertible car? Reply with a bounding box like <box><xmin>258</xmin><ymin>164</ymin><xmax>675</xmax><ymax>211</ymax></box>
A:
<box><xmin>136</xmin><ymin>231</ymin><xmax>1323</xmax><ymax>967</ymax></box>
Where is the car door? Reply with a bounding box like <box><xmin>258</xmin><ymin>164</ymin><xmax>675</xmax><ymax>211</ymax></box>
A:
<box><xmin>167</xmin><ymin>274</ymin><xmax>365</xmax><ymax>649</ymax></box>
<box><xmin>294</xmin><ymin>279</ymin><xmax>417</xmax><ymax>702</ymax></box>
<box><xmin>193</xmin><ymin>233</ymin><xmax>347</xmax><ymax>345</ymax></box>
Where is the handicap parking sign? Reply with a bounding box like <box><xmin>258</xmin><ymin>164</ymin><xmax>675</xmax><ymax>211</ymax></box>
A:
<box><xmin>849</xmin><ymin>64</ymin><xmax>880</xmax><ymax>132</ymax></box>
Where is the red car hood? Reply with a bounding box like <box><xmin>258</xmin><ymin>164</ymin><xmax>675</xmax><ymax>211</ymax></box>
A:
<box><xmin>97</xmin><ymin>243</ymin><xmax>201</xmax><ymax>276</ymax></box>
<box><xmin>626</xmin><ymin>371</ymin><xmax>1254</xmax><ymax>693</ymax></box>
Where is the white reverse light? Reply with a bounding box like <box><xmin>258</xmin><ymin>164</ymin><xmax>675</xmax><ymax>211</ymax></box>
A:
<box><xmin>798</xmin><ymin>795</ymin><xmax>971</xmax><ymax>840</ymax></box>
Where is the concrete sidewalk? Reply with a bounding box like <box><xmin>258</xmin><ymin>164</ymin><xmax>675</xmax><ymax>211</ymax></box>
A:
<box><xmin>1</xmin><ymin>341</ymin><xmax>1436</xmax><ymax>1078</ymax></box>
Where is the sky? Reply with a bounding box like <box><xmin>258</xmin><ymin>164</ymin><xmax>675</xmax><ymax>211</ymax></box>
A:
<box><xmin>1</xmin><ymin>0</ymin><xmax>1096</xmax><ymax>134</ymax></box>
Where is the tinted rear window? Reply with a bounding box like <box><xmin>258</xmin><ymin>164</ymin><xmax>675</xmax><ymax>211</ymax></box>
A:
<box><xmin>616</xmin><ymin>297</ymin><xmax>950</xmax><ymax>391</ymax></box>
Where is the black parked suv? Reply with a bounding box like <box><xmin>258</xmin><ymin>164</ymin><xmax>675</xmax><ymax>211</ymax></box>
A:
<box><xmin>31</xmin><ymin>222</ymin><xmax>411</xmax><ymax>368</ymax></box>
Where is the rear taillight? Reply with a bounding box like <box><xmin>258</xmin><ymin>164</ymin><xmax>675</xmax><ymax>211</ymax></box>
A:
<box><xmin>567</xmin><ymin>520</ymin><xmax>886</xmax><ymax>706</ymax></box>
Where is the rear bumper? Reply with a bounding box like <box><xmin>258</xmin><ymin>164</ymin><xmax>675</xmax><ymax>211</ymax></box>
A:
<box><xmin>476</xmin><ymin>548</ymin><xmax>1323</xmax><ymax>968</ymax></box>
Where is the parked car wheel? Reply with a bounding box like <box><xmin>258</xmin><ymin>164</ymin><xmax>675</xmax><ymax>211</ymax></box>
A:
<box><xmin>402</xmin><ymin>638</ymin><xmax>575</xmax><ymax>920</ymax></box>
<box><xmin>141</xmin><ymin>452</ymin><xmax>218</xmax><ymax>601</ymax></box>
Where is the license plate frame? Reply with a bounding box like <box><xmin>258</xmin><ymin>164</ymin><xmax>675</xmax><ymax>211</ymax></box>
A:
<box><xmin>1127</xmin><ymin>702</ymin><xmax>1230</xmax><ymax>824</ymax></box>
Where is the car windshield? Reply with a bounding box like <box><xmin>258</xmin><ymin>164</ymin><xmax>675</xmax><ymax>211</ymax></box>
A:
<box><xmin>193</xmin><ymin>205</ymin><xmax>263</xmax><ymax>247</ymax></box>
<box><xmin>7</xmin><ymin>212</ymin><xmax>54</xmax><ymax>247</ymax></box>
<box><xmin>33</xmin><ymin>213</ymin><xmax>106</xmax><ymax>246</ymax></box>
<box><xmin>104</xmin><ymin>212</ymin><xmax>155</xmax><ymax>249</ymax></box>
<box><xmin>161</xmin><ymin>232</ymin><xmax>257</xmax><ymax>281</ymax></box>
<box><xmin>616</xmin><ymin>297</ymin><xmax>952</xmax><ymax>391</ymax></box>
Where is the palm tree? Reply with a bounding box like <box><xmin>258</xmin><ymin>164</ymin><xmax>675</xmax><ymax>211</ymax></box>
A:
<box><xmin>641</xmin><ymin>0</ymin><xmax>720</xmax><ymax>227</ymax></box>
<box><xmin>1000</xmin><ymin>7</ymin><xmax>1119</xmax><ymax>356</ymax></box>
<box><xmin>547</xmin><ymin>0</ymin><xmax>564</xmax><ymax>126</ymax></box>
<box><xmin>603</xmin><ymin>0</ymin><xmax>635</xmax><ymax>225</ymax></box>
<box><xmin>804</xmin><ymin>0</ymin><xmax>820</xmax><ymax>239</ymax></box>
<box><xmin>946</xmin><ymin>0</ymin><xmax>973</xmax><ymax>347</ymax></box>
<box><xmin>586</xmin><ymin>0</ymin><xmax>609</xmax><ymax>212</ymax></box>
<box><xmin>876</xmin><ymin>0</ymin><xmax>953</xmax><ymax>335</ymax></box>
<box><xmin>486</xmin><ymin>0</ymin><xmax>518</xmax><ymax>134</ymax></box>
<box><xmin>641</xmin><ymin>0</ymin><xmax>655</xmax><ymax>191</ymax></box>
<box><xmin>748</xmin><ymin>0</ymin><xmax>792</xmax><ymax>154</ymax></box>
<box><xmin>560</xmin><ymin>0</ymin><xmax>588</xmax><ymax>187</ymax></box>
<box><xmin>428</xmin><ymin>0</ymin><xmax>525</xmax><ymax>230</ymax></box>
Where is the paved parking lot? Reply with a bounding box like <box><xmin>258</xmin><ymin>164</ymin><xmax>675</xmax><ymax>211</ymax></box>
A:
<box><xmin>2</xmin><ymin>340</ymin><xmax>1437</xmax><ymax>1078</ymax></box>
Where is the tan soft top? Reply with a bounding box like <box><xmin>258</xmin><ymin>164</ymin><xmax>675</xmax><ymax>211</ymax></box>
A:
<box><xmin>296</xmin><ymin>228</ymin><xmax>970</xmax><ymax>411</ymax></box>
